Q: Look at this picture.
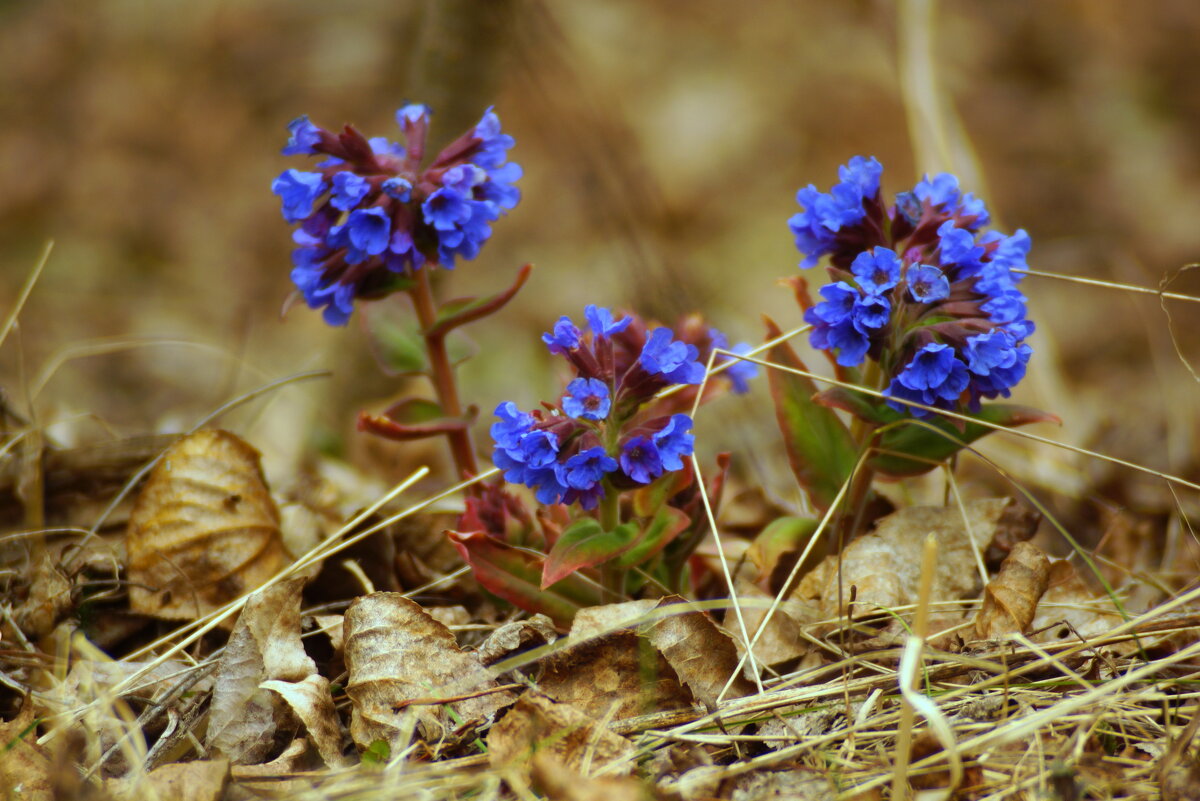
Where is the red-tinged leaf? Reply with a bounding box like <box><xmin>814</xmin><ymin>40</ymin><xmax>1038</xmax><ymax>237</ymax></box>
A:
<box><xmin>363</xmin><ymin>302</ymin><xmax>476</xmax><ymax>376</ymax></box>
<box><xmin>448</xmin><ymin>530</ymin><xmax>600</xmax><ymax>627</ymax></box>
<box><xmin>870</xmin><ymin>404</ymin><xmax>1062</xmax><ymax>477</ymax></box>
<box><xmin>747</xmin><ymin>516</ymin><xmax>820</xmax><ymax>584</ymax></box>
<box><xmin>427</xmin><ymin>263</ymin><xmax>533</xmax><ymax>338</ymax></box>
<box><xmin>357</xmin><ymin>399</ymin><xmax>477</xmax><ymax>442</ymax></box>
<box><xmin>763</xmin><ymin>316</ymin><xmax>858</xmax><ymax>511</ymax></box>
<box><xmin>813</xmin><ymin>386</ymin><xmax>899</xmax><ymax>424</ymax></box>
<box><xmin>614</xmin><ymin>506</ymin><xmax>690</xmax><ymax>569</ymax></box>
<box><xmin>541</xmin><ymin>519</ymin><xmax>639</xmax><ymax>588</ymax></box>
<box><xmin>631</xmin><ymin>467</ymin><xmax>693</xmax><ymax>518</ymax></box>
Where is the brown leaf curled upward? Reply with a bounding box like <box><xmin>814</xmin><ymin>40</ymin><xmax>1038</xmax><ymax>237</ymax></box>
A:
<box><xmin>126</xmin><ymin>429</ymin><xmax>290</xmax><ymax>621</ymax></box>
<box><xmin>975</xmin><ymin>541</ymin><xmax>1051</xmax><ymax>639</ymax></box>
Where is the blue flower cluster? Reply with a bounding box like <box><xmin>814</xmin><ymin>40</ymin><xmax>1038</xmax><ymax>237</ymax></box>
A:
<box><xmin>791</xmin><ymin>158</ymin><xmax>1034</xmax><ymax>416</ymax></box>
<box><xmin>272</xmin><ymin>105</ymin><xmax>521</xmax><ymax>325</ymax></box>
<box><xmin>489</xmin><ymin>305</ymin><xmax>738</xmax><ymax>509</ymax></box>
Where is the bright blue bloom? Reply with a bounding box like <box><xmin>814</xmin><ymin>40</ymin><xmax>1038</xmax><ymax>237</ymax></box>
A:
<box><xmin>542</xmin><ymin>317</ymin><xmax>582</xmax><ymax>354</ymax></box>
<box><xmin>620</xmin><ymin>436</ymin><xmax>663</xmax><ymax>484</ymax></box>
<box><xmin>640</xmin><ymin>328</ymin><xmax>705</xmax><ymax>384</ymax></box>
<box><xmin>810</xmin><ymin>318</ymin><xmax>870</xmax><ymax>367</ymax></box>
<box><xmin>788</xmin><ymin>156</ymin><xmax>882</xmax><ymax>268</ymax></box>
<box><xmin>852</xmin><ymin>294</ymin><xmax>891</xmax><ymax>330</ymax></box>
<box><xmin>423</xmin><ymin>187</ymin><xmax>474</xmax><ymax>231</ymax></box>
<box><xmin>368</xmin><ymin>137</ymin><xmax>405</xmax><ymax>158</ymax></box>
<box><xmin>562</xmin><ymin>378</ymin><xmax>610</xmax><ymax>420</ymax></box>
<box><xmin>382</xmin><ymin>177</ymin><xmax>412</xmax><ymax>201</ymax></box>
<box><xmin>443</xmin><ymin>164</ymin><xmax>487</xmax><ymax>194</ymax></box>
<box><xmin>851</xmin><ymin>248</ymin><xmax>901</xmax><ymax>293</ymax></box>
<box><xmin>527</xmin><ymin>466</ymin><xmax>568</xmax><ymax>505</ymax></box>
<box><xmin>291</xmin><ymin>251</ymin><xmax>355</xmax><ymax>327</ymax></box>
<box><xmin>331</xmin><ymin>172</ymin><xmax>370</xmax><ymax>211</ymax></box>
<box><xmin>346</xmin><ymin>208</ymin><xmax>391</xmax><ymax>255</ymax></box>
<box><xmin>907</xmin><ymin>264</ymin><xmax>950</xmax><ymax>303</ymax></box>
<box><xmin>479</xmin><ymin>161</ymin><xmax>523</xmax><ymax>210</ymax></box>
<box><xmin>585</xmin><ymin>305</ymin><xmax>632</xmax><ymax>338</ymax></box>
<box><xmin>562</xmin><ymin>447</ymin><xmax>618</xmax><ymax>490</ymax></box>
<box><xmin>473</xmin><ymin>106</ymin><xmax>517</xmax><ymax>170</ymax></box>
<box><xmin>973</xmin><ymin>343</ymin><xmax>1031</xmax><ymax>399</ymax></box>
<box><xmin>807</xmin><ymin>282</ymin><xmax>859</xmax><ymax>325</ymax></box>
<box><xmin>897</xmin><ymin>344</ymin><xmax>970</xmax><ymax>402</ymax></box>
<box><xmin>653</xmin><ymin>415</ymin><xmax>694</xmax><ymax>472</ymax></box>
<box><xmin>491</xmin><ymin>402</ymin><xmax>535</xmax><ymax>451</ymax></box>
<box><xmin>272</xmin><ymin>169</ymin><xmax>325</xmax><ymax>223</ymax></box>
<box><xmin>913</xmin><ymin>173</ymin><xmax>990</xmax><ymax>226</ymax></box>
<box><xmin>937</xmin><ymin>221</ymin><xmax>985</xmax><ymax>272</ymax></box>
<box><xmin>964</xmin><ymin>330</ymin><xmax>1018</xmax><ymax>376</ymax></box>
<box><xmin>563</xmin><ymin>483</ymin><xmax>605</xmax><ymax>511</ymax></box>
<box><xmin>282</xmin><ymin>116</ymin><xmax>322</xmax><ymax>156</ymax></box>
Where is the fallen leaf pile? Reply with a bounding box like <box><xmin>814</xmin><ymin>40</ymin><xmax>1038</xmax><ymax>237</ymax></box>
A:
<box><xmin>1</xmin><ymin>427</ymin><xmax>1199</xmax><ymax>800</ymax></box>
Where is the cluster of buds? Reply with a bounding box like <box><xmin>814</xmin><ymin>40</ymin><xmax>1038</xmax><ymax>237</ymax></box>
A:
<box><xmin>272</xmin><ymin>104</ymin><xmax>521</xmax><ymax>324</ymax></box>
<box><xmin>789</xmin><ymin>156</ymin><xmax>1033</xmax><ymax>415</ymax></box>
<box><xmin>490</xmin><ymin>306</ymin><xmax>756</xmax><ymax>509</ymax></box>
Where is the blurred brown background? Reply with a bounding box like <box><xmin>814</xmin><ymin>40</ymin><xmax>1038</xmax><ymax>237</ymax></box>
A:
<box><xmin>1</xmin><ymin>0</ymin><xmax>1198</xmax><ymax>502</ymax></box>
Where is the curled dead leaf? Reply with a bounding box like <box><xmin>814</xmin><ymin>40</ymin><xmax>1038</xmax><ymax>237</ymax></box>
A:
<box><xmin>343</xmin><ymin>593</ymin><xmax>514</xmax><ymax>751</ymax></box>
<box><xmin>261</xmin><ymin>674</ymin><xmax>349</xmax><ymax>768</ymax></box>
<box><xmin>107</xmin><ymin>759</ymin><xmax>229</xmax><ymax>801</ymax></box>
<box><xmin>487</xmin><ymin>692</ymin><xmax>634</xmax><ymax>775</ymax></box>
<box><xmin>975</xmin><ymin>541</ymin><xmax>1051</xmax><ymax>639</ymax></box>
<box><xmin>126</xmin><ymin>430</ymin><xmax>290</xmax><ymax>621</ymax></box>
<box><xmin>645</xmin><ymin>597</ymin><xmax>755</xmax><ymax>706</ymax></box>
<box><xmin>1031</xmin><ymin>559</ymin><xmax>1125</xmax><ymax>647</ymax></box>
<box><xmin>207</xmin><ymin>576</ymin><xmax>315</xmax><ymax>765</ymax></box>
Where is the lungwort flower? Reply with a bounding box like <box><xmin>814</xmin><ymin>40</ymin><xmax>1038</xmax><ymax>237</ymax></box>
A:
<box><xmin>490</xmin><ymin>306</ymin><xmax>752</xmax><ymax>510</ymax></box>
<box><xmin>272</xmin><ymin>105</ymin><xmax>521</xmax><ymax>325</ymax></box>
<box><xmin>789</xmin><ymin>158</ymin><xmax>1033</xmax><ymax>416</ymax></box>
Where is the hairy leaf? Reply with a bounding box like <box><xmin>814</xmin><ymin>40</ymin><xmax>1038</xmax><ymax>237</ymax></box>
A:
<box><xmin>542</xmin><ymin>518</ymin><xmax>638</xmax><ymax>587</ymax></box>
<box><xmin>448</xmin><ymin>530</ymin><xmax>601</xmax><ymax>627</ymax></box>
<box><xmin>763</xmin><ymin>316</ymin><xmax>858</xmax><ymax>511</ymax></box>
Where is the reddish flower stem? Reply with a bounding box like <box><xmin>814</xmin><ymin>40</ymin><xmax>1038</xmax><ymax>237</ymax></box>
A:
<box><xmin>408</xmin><ymin>266</ymin><xmax>478</xmax><ymax>480</ymax></box>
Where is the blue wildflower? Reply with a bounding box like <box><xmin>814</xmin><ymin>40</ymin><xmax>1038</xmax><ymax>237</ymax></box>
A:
<box><xmin>272</xmin><ymin>170</ymin><xmax>325</xmax><ymax>223</ymax></box>
<box><xmin>423</xmin><ymin>187</ymin><xmax>473</xmax><ymax>231</ymax></box>
<box><xmin>788</xmin><ymin>156</ymin><xmax>883</xmax><ymax>268</ymax></box>
<box><xmin>620</xmin><ymin>436</ymin><xmax>663</xmax><ymax>484</ymax></box>
<box><xmin>907</xmin><ymin>264</ymin><xmax>950</xmax><ymax>303</ymax></box>
<box><xmin>562</xmin><ymin>378</ymin><xmax>611</xmax><ymax>420</ymax></box>
<box><xmin>491</xmin><ymin>402</ymin><xmax>535</xmax><ymax>451</ymax></box>
<box><xmin>331</xmin><ymin>173</ymin><xmax>370</xmax><ymax>211</ymax></box>
<box><xmin>719</xmin><ymin>341</ymin><xmax>759</xmax><ymax>394</ymax></box>
<box><xmin>562</xmin><ymin>447</ymin><xmax>618</xmax><ymax>490</ymax></box>
<box><xmin>852</xmin><ymin>294</ymin><xmax>891</xmax><ymax>330</ymax></box>
<box><xmin>585</xmin><ymin>305</ymin><xmax>632</xmax><ymax>338</ymax></box>
<box><xmin>652</xmin><ymin>415</ymin><xmax>694</xmax><ymax>472</ymax></box>
<box><xmin>346</xmin><ymin>208</ymin><xmax>391</xmax><ymax>256</ymax></box>
<box><xmin>913</xmin><ymin>173</ymin><xmax>990</xmax><ymax>227</ymax></box>
<box><xmin>473</xmin><ymin>106</ymin><xmax>516</xmax><ymax>170</ymax></box>
<box><xmin>282</xmin><ymin>116</ymin><xmax>323</xmax><ymax>156</ymax></box>
<box><xmin>542</xmin><ymin>317</ymin><xmax>582</xmax><ymax>355</ymax></box>
<box><xmin>640</xmin><ymin>328</ymin><xmax>705</xmax><ymax>385</ymax></box>
<box><xmin>896</xmin><ymin>344</ymin><xmax>970</xmax><ymax>402</ymax></box>
<box><xmin>382</xmin><ymin>177</ymin><xmax>413</xmax><ymax>202</ymax></box>
<box><xmin>851</xmin><ymin>248</ymin><xmax>901</xmax><ymax>294</ymax></box>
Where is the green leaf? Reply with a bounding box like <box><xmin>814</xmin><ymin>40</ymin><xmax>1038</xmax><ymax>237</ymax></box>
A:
<box><xmin>764</xmin><ymin>316</ymin><xmax>859</xmax><ymax>511</ymax></box>
<box><xmin>614</xmin><ymin>506</ymin><xmax>691</xmax><ymax>569</ymax></box>
<box><xmin>362</xmin><ymin>739</ymin><xmax>390</xmax><ymax>765</ymax></box>
<box><xmin>541</xmin><ymin>518</ymin><xmax>639</xmax><ymax>588</ymax></box>
<box><xmin>870</xmin><ymin>404</ymin><xmax>1061</xmax><ymax>477</ymax></box>
<box><xmin>363</xmin><ymin>303</ymin><xmax>478</xmax><ymax>376</ymax></box>
<box><xmin>447</xmin><ymin>530</ymin><xmax>600</xmax><ymax>627</ymax></box>
<box><xmin>747</xmin><ymin>516</ymin><xmax>820</xmax><ymax>582</ymax></box>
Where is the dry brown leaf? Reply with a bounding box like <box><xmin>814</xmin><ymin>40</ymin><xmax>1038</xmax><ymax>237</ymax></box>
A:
<box><xmin>571</xmin><ymin>600</ymin><xmax>660</xmax><ymax>640</ymax></box>
<box><xmin>645</xmin><ymin>597</ymin><xmax>755</xmax><ymax>705</ymax></box>
<box><xmin>0</xmin><ymin>699</ymin><xmax>52</xmax><ymax>801</ymax></box>
<box><xmin>230</xmin><ymin>738</ymin><xmax>315</xmax><ymax>796</ymax></box>
<box><xmin>126</xmin><ymin>429</ymin><xmax>291</xmax><ymax>622</ymax></box>
<box><xmin>207</xmin><ymin>576</ymin><xmax>315</xmax><ymax>765</ymax></box>
<box><xmin>14</xmin><ymin>551</ymin><xmax>73</xmax><ymax>638</ymax></box>
<box><xmin>975</xmin><ymin>541</ymin><xmax>1052</xmax><ymax>639</ymax></box>
<box><xmin>1031</xmin><ymin>559</ymin><xmax>1125</xmax><ymax>645</ymax></box>
<box><xmin>723</xmin><ymin>581</ymin><xmax>816</xmax><ymax>668</ymax></box>
<box><xmin>477</xmin><ymin>614</ymin><xmax>558</xmax><ymax>666</ymax></box>
<box><xmin>487</xmin><ymin>692</ymin><xmax>634</xmax><ymax>775</ymax></box>
<box><xmin>107</xmin><ymin>759</ymin><xmax>229</xmax><ymax>801</ymax></box>
<box><xmin>261</xmin><ymin>674</ymin><xmax>350</xmax><ymax>768</ymax></box>
<box><xmin>531</xmin><ymin>752</ymin><xmax>654</xmax><ymax>801</ymax></box>
<box><xmin>796</xmin><ymin>498</ymin><xmax>1025</xmax><ymax>620</ymax></box>
<box><xmin>730</xmin><ymin>769</ymin><xmax>837</xmax><ymax>801</ymax></box>
<box><xmin>343</xmin><ymin>592</ymin><xmax>515</xmax><ymax>750</ymax></box>
<box><xmin>537</xmin><ymin>630</ymin><xmax>693</xmax><ymax>720</ymax></box>
<box><xmin>310</xmin><ymin>613</ymin><xmax>345</xmax><ymax>654</ymax></box>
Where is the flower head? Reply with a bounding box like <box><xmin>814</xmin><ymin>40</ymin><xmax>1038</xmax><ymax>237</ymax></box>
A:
<box><xmin>274</xmin><ymin>104</ymin><xmax>521</xmax><ymax>324</ymax></box>
<box><xmin>789</xmin><ymin>157</ymin><xmax>1035</xmax><ymax>415</ymax></box>
<box><xmin>562</xmin><ymin>378</ymin><xmax>610</xmax><ymax>420</ymax></box>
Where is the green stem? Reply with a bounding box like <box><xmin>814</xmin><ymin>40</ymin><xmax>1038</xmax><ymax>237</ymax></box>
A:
<box><xmin>408</xmin><ymin>266</ymin><xmax>478</xmax><ymax>480</ymax></box>
<box><xmin>598</xmin><ymin>481</ymin><xmax>624</xmax><ymax>602</ymax></box>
